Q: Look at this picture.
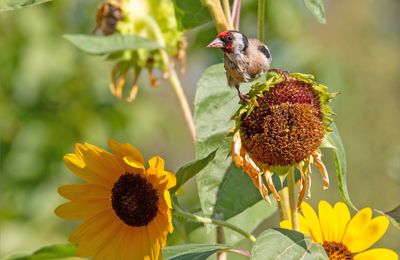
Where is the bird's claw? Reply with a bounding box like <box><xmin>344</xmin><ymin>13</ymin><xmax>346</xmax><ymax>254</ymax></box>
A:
<box><xmin>239</xmin><ymin>92</ymin><xmax>251</xmax><ymax>104</ymax></box>
<box><xmin>269</xmin><ymin>68</ymin><xmax>289</xmax><ymax>79</ymax></box>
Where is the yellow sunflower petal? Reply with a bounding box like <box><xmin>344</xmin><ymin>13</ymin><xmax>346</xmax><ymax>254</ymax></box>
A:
<box><xmin>75</xmin><ymin>143</ymin><xmax>121</xmax><ymax>183</ymax></box>
<box><xmin>333</xmin><ymin>202</ymin><xmax>351</xmax><ymax>242</ymax></box>
<box><xmin>345</xmin><ymin>216</ymin><xmax>390</xmax><ymax>253</ymax></box>
<box><xmin>75</xmin><ymin>216</ymin><xmax>123</xmax><ymax>258</ymax></box>
<box><xmin>164</xmin><ymin>190</ymin><xmax>172</xmax><ymax>209</ymax></box>
<box><xmin>298</xmin><ymin>214</ymin><xmax>311</xmax><ymax>237</ymax></box>
<box><xmin>280</xmin><ymin>220</ymin><xmax>292</xmax><ymax>229</ymax></box>
<box><xmin>92</xmin><ymin>224</ymin><xmax>126</xmax><ymax>260</ymax></box>
<box><xmin>64</xmin><ymin>153</ymin><xmax>111</xmax><ymax>188</ymax></box>
<box><xmin>318</xmin><ymin>200</ymin><xmax>335</xmax><ymax>241</ymax></box>
<box><xmin>58</xmin><ymin>184</ymin><xmax>110</xmax><ymax>201</ymax></box>
<box><xmin>123</xmin><ymin>155</ymin><xmax>145</xmax><ymax>170</ymax></box>
<box><xmin>69</xmin><ymin>210</ymin><xmax>115</xmax><ymax>242</ymax></box>
<box><xmin>301</xmin><ymin>201</ymin><xmax>323</xmax><ymax>243</ymax></box>
<box><xmin>108</xmin><ymin>139</ymin><xmax>144</xmax><ymax>165</ymax></box>
<box><xmin>164</xmin><ymin>171</ymin><xmax>177</xmax><ymax>189</ymax></box>
<box><xmin>354</xmin><ymin>248</ymin><xmax>399</xmax><ymax>260</ymax></box>
<box><xmin>55</xmin><ymin>201</ymin><xmax>110</xmax><ymax>220</ymax></box>
<box><xmin>342</xmin><ymin>207</ymin><xmax>372</xmax><ymax>245</ymax></box>
<box><xmin>148</xmin><ymin>156</ymin><xmax>165</xmax><ymax>175</ymax></box>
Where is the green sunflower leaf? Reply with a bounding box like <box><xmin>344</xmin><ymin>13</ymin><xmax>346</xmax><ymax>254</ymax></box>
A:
<box><xmin>171</xmin><ymin>149</ymin><xmax>217</xmax><ymax>194</ymax></box>
<box><xmin>63</xmin><ymin>34</ymin><xmax>160</xmax><ymax>55</ymax></box>
<box><xmin>325</xmin><ymin>122</ymin><xmax>356</xmax><ymax>210</ymax></box>
<box><xmin>5</xmin><ymin>243</ymin><xmax>77</xmax><ymax>260</ymax></box>
<box><xmin>172</xmin><ymin>0</ymin><xmax>211</xmax><ymax>30</ymax></box>
<box><xmin>251</xmin><ymin>228</ymin><xmax>328</xmax><ymax>260</ymax></box>
<box><xmin>194</xmin><ymin>64</ymin><xmax>274</xmax><ymax>221</ymax></box>
<box><xmin>162</xmin><ymin>244</ymin><xmax>231</xmax><ymax>260</ymax></box>
<box><xmin>303</xmin><ymin>0</ymin><xmax>326</xmax><ymax>24</ymax></box>
<box><xmin>0</xmin><ymin>0</ymin><xmax>52</xmax><ymax>11</ymax></box>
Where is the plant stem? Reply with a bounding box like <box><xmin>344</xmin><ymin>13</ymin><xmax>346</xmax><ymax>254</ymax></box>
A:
<box><xmin>172</xmin><ymin>196</ymin><xmax>257</xmax><ymax>243</ymax></box>
<box><xmin>221</xmin><ymin>0</ymin><xmax>234</xmax><ymax>29</ymax></box>
<box><xmin>167</xmin><ymin>66</ymin><xmax>196</xmax><ymax>142</ymax></box>
<box><xmin>277</xmin><ymin>187</ymin><xmax>290</xmax><ymax>221</ymax></box>
<box><xmin>287</xmin><ymin>167</ymin><xmax>300</xmax><ymax>231</ymax></box>
<box><xmin>231</xmin><ymin>0</ymin><xmax>241</xmax><ymax>30</ymax></box>
<box><xmin>226</xmin><ymin>248</ymin><xmax>251</xmax><ymax>257</ymax></box>
<box><xmin>257</xmin><ymin>0</ymin><xmax>265</xmax><ymax>42</ymax></box>
<box><xmin>217</xmin><ymin>226</ymin><xmax>227</xmax><ymax>260</ymax></box>
<box><xmin>201</xmin><ymin>0</ymin><xmax>229</xmax><ymax>32</ymax></box>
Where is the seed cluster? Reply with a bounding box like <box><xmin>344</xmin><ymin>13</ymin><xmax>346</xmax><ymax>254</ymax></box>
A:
<box><xmin>322</xmin><ymin>241</ymin><xmax>354</xmax><ymax>260</ymax></box>
<box><xmin>240</xmin><ymin>79</ymin><xmax>324</xmax><ymax>166</ymax></box>
<box><xmin>111</xmin><ymin>173</ymin><xmax>159</xmax><ymax>227</ymax></box>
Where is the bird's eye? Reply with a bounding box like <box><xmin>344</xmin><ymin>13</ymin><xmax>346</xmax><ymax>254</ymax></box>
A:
<box><xmin>227</xmin><ymin>36</ymin><xmax>233</xmax><ymax>41</ymax></box>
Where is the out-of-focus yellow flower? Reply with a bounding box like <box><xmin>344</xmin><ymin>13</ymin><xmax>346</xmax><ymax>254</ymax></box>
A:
<box><xmin>55</xmin><ymin>140</ymin><xmax>176</xmax><ymax>260</ymax></box>
<box><xmin>280</xmin><ymin>200</ymin><xmax>398</xmax><ymax>260</ymax></box>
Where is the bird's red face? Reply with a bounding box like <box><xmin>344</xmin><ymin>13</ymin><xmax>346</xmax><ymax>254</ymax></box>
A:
<box><xmin>207</xmin><ymin>31</ymin><xmax>235</xmax><ymax>53</ymax></box>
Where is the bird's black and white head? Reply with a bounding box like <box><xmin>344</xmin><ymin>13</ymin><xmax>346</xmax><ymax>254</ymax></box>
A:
<box><xmin>207</xmin><ymin>30</ymin><xmax>249</xmax><ymax>54</ymax></box>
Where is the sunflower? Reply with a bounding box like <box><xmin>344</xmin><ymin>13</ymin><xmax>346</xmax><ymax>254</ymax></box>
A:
<box><xmin>231</xmin><ymin>71</ymin><xmax>336</xmax><ymax>206</ymax></box>
<box><xmin>55</xmin><ymin>140</ymin><xmax>176</xmax><ymax>260</ymax></box>
<box><xmin>280</xmin><ymin>200</ymin><xmax>398</xmax><ymax>260</ymax></box>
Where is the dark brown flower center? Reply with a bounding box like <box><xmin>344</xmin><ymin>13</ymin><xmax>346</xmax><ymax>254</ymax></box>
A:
<box><xmin>323</xmin><ymin>241</ymin><xmax>354</xmax><ymax>260</ymax></box>
<box><xmin>111</xmin><ymin>173</ymin><xmax>159</xmax><ymax>227</ymax></box>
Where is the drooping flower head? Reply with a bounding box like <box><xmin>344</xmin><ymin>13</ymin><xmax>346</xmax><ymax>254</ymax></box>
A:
<box><xmin>231</xmin><ymin>72</ymin><xmax>336</xmax><ymax>206</ymax></box>
<box><xmin>94</xmin><ymin>0</ymin><xmax>186</xmax><ymax>101</ymax></box>
<box><xmin>55</xmin><ymin>140</ymin><xmax>176</xmax><ymax>259</ymax></box>
<box><xmin>280</xmin><ymin>201</ymin><xmax>398</xmax><ymax>260</ymax></box>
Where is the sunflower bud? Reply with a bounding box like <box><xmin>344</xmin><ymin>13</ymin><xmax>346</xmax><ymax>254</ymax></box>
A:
<box><xmin>231</xmin><ymin>72</ymin><xmax>336</xmax><ymax>206</ymax></box>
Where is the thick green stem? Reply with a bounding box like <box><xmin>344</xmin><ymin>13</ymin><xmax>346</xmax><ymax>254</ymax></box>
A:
<box><xmin>201</xmin><ymin>0</ymin><xmax>229</xmax><ymax>32</ymax></box>
<box><xmin>172</xmin><ymin>196</ymin><xmax>257</xmax><ymax>242</ymax></box>
<box><xmin>222</xmin><ymin>0</ymin><xmax>234</xmax><ymax>29</ymax></box>
<box><xmin>257</xmin><ymin>0</ymin><xmax>265</xmax><ymax>41</ymax></box>
<box><xmin>167</xmin><ymin>66</ymin><xmax>196</xmax><ymax>142</ymax></box>
<box><xmin>287</xmin><ymin>167</ymin><xmax>300</xmax><ymax>231</ymax></box>
<box><xmin>278</xmin><ymin>187</ymin><xmax>290</xmax><ymax>221</ymax></box>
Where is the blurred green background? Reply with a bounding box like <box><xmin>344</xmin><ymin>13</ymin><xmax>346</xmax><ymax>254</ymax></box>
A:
<box><xmin>0</xmin><ymin>0</ymin><xmax>399</xmax><ymax>258</ymax></box>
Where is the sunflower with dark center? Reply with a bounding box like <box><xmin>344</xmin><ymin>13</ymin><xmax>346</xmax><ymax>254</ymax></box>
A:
<box><xmin>281</xmin><ymin>201</ymin><xmax>398</xmax><ymax>260</ymax></box>
<box><xmin>55</xmin><ymin>140</ymin><xmax>176</xmax><ymax>260</ymax></box>
<box><xmin>231</xmin><ymin>72</ymin><xmax>336</xmax><ymax>206</ymax></box>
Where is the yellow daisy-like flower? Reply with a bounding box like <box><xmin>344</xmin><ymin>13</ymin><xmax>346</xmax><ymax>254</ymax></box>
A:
<box><xmin>55</xmin><ymin>140</ymin><xmax>176</xmax><ymax>260</ymax></box>
<box><xmin>280</xmin><ymin>201</ymin><xmax>398</xmax><ymax>260</ymax></box>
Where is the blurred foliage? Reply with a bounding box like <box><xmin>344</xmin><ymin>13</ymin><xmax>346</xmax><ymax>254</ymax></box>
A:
<box><xmin>0</xmin><ymin>0</ymin><xmax>399</xmax><ymax>257</ymax></box>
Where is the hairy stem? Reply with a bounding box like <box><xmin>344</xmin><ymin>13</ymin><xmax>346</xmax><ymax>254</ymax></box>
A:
<box><xmin>221</xmin><ymin>0</ymin><xmax>234</xmax><ymax>29</ymax></box>
<box><xmin>217</xmin><ymin>226</ymin><xmax>227</xmax><ymax>260</ymax></box>
<box><xmin>173</xmin><ymin>196</ymin><xmax>257</xmax><ymax>242</ymax></box>
<box><xmin>167</xmin><ymin>66</ymin><xmax>196</xmax><ymax>142</ymax></box>
<box><xmin>277</xmin><ymin>187</ymin><xmax>290</xmax><ymax>221</ymax></box>
<box><xmin>257</xmin><ymin>0</ymin><xmax>265</xmax><ymax>41</ymax></box>
<box><xmin>287</xmin><ymin>167</ymin><xmax>300</xmax><ymax>231</ymax></box>
<box><xmin>201</xmin><ymin>0</ymin><xmax>229</xmax><ymax>32</ymax></box>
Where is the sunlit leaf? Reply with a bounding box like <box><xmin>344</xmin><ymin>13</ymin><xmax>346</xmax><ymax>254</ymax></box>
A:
<box><xmin>63</xmin><ymin>34</ymin><xmax>160</xmax><ymax>55</ymax></box>
<box><xmin>324</xmin><ymin>122</ymin><xmax>356</xmax><ymax>210</ymax></box>
<box><xmin>0</xmin><ymin>0</ymin><xmax>52</xmax><ymax>11</ymax></box>
<box><xmin>194</xmin><ymin>64</ymin><xmax>266</xmax><ymax>220</ymax></box>
<box><xmin>171</xmin><ymin>149</ymin><xmax>217</xmax><ymax>193</ymax></box>
<box><xmin>303</xmin><ymin>0</ymin><xmax>326</xmax><ymax>24</ymax></box>
<box><xmin>172</xmin><ymin>0</ymin><xmax>211</xmax><ymax>30</ymax></box>
<box><xmin>251</xmin><ymin>229</ymin><xmax>328</xmax><ymax>259</ymax></box>
<box><xmin>162</xmin><ymin>244</ymin><xmax>231</xmax><ymax>260</ymax></box>
<box><xmin>6</xmin><ymin>244</ymin><xmax>77</xmax><ymax>260</ymax></box>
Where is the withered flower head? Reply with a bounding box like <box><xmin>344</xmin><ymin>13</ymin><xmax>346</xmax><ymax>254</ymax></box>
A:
<box><xmin>231</xmin><ymin>72</ymin><xmax>336</xmax><ymax>206</ymax></box>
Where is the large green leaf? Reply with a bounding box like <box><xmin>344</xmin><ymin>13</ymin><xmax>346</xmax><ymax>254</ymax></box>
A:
<box><xmin>5</xmin><ymin>244</ymin><xmax>77</xmax><ymax>260</ymax></box>
<box><xmin>63</xmin><ymin>34</ymin><xmax>160</xmax><ymax>55</ymax></box>
<box><xmin>251</xmin><ymin>228</ymin><xmax>328</xmax><ymax>260</ymax></box>
<box><xmin>324</xmin><ymin>122</ymin><xmax>356</xmax><ymax>209</ymax></box>
<box><xmin>194</xmin><ymin>64</ymin><xmax>267</xmax><ymax>220</ymax></box>
<box><xmin>171</xmin><ymin>149</ymin><xmax>217</xmax><ymax>194</ymax></box>
<box><xmin>172</xmin><ymin>0</ymin><xmax>211</xmax><ymax>30</ymax></box>
<box><xmin>0</xmin><ymin>0</ymin><xmax>51</xmax><ymax>11</ymax></box>
<box><xmin>162</xmin><ymin>244</ymin><xmax>230</xmax><ymax>260</ymax></box>
<box><xmin>303</xmin><ymin>0</ymin><xmax>326</xmax><ymax>24</ymax></box>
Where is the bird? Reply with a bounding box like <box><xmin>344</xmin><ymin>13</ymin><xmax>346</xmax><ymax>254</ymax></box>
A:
<box><xmin>207</xmin><ymin>30</ymin><xmax>272</xmax><ymax>102</ymax></box>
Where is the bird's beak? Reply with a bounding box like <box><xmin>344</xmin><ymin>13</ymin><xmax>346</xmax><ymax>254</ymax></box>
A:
<box><xmin>207</xmin><ymin>38</ymin><xmax>224</xmax><ymax>48</ymax></box>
